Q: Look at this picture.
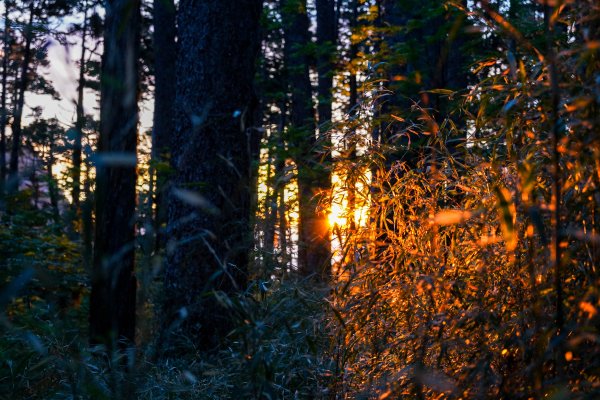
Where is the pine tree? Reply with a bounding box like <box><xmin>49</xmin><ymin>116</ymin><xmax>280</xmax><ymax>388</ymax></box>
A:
<box><xmin>89</xmin><ymin>0</ymin><xmax>140</xmax><ymax>347</ymax></box>
<box><xmin>161</xmin><ymin>0</ymin><xmax>262</xmax><ymax>351</ymax></box>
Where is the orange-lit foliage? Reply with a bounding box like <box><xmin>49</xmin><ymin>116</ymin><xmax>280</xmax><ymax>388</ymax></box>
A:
<box><xmin>326</xmin><ymin>1</ymin><xmax>600</xmax><ymax>398</ymax></box>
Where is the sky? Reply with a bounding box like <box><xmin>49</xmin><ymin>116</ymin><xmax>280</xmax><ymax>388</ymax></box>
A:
<box><xmin>1</xmin><ymin>3</ymin><xmax>154</xmax><ymax>134</ymax></box>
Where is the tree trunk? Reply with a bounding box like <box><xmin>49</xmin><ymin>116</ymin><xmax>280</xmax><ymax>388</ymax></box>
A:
<box><xmin>263</xmin><ymin>104</ymin><xmax>287</xmax><ymax>274</ymax></box>
<box><xmin>151</xmin><ymin>0</ymin><xmax>176</xmax><ymax>251</ymax></box>
<box><xmin>82</xmin><ymin>157</ymin><xmax>93</xmax><ymax>272</ymax></box>
<box><xmin>314</xmin><ymin>0</ymin><xmax>336</xmax><ymax>274</ymax></box>
<box><xmin>8</xmin><ymin>2</ymin><xmax>35</xmax><ymax>193</ymax></box>
<box><xmin>316</xmin><ymin>0</ymin><xmax>336</xmax><ymax>132</ymax></box>
<box><xmin>47</xmin><ymin>130</ymin><xmax>60</xmax><ymax>223</ymax></box>
<box><xmin>282</xmin><ymin>0</ymin><xmax>330</xmax><ymax>278</ymax></box>
<box><xmin>161</xmin><ymin>0</ymin><xmax>262</xmax><ymax>352</ymax></box>
<box><xmin>346</xmin><ymin>0</ymin><xmax>359</xmax><ymax>231</ymax></box>
<box><xmin>72</xmin><ymin>0</ymin><xmax>89</xmax><ymax>219</ymax></box>
<box><xmin>89</xmin><ymin>0</ymin><xmax>140</xmax><ymax>348</ymax></box>
<box><xmin>0</xmin><ymin>4</ymin><xmax>9</xmax><ymax>199</ymax></box>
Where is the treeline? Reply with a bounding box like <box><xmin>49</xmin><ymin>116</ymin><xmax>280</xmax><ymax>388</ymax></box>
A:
<box><xmin>1</xmin><ymin>0</ymin><xmax>599</xmax><ymax>399</ymax></box>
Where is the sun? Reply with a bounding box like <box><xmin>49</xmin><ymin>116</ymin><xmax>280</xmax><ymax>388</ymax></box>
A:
<box><xmin>329</xmin><ymin>202</ymin><xmax>347</xmax><ymax>227</ymax></box>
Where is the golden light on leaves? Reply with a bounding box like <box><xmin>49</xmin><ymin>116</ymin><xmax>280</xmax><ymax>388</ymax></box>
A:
<box><xmin>328</xmin><ymin>168</ymin><xmax>370</xmax><ymax>229</ymax></box>
<box><xmin>432</xmin><ymin>209</ymin><xmax>477</xmax><ymax>226</ymax></box>
<box><xmin>495</xmin><ymin>186</ymin><xmax>517</xmax><ymax>253</ymax></box>
<box><xmin>579</xmin><ymin>301</ymin><xmax>597</xmax><ymax>319</ymax></box>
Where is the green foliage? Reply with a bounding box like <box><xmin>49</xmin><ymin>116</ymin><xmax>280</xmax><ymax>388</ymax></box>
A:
<box><xmin>217</xmin><ymin>281</ymin><xmax>333</xmax><ymax>398</ymax></box>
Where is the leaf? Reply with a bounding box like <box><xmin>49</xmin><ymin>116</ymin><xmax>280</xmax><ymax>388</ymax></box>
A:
<box><xmin>432</xmin><ymin>210</ymin><xmax>475</xmax><ymax>226</ymax></box>
<box><xmin>579</xmin><ymin>301</ymin><xmax>597</xmax><ymax>318</ymax></box>
<box><xmin>501</xmin><ymin>98</ymin><xmax>518</xmax><ymax>114</ymax></box>
<box><xmin>494</xmin><ymin>186</ymin><xmax>517</xmax><ymax>252</ymax></box>
<box><xmin>172</xmin><ymin>188</ymin><xmax>219</xmax><ymax>215</ymax></box>
<box><xmin>426</xmin><ymin>88</ymin><xmax>455</xmax><ymax>96</ymax></box>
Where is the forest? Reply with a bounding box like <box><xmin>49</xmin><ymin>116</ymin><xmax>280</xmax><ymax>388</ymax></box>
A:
<box><xmin>0</xmin><ymin>0</ymin><xmax>599</xmax><ymax>398</ymax></box>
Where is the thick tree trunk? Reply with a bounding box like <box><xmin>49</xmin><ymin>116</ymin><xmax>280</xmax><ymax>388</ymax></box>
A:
<box><xmin>151</xmin><ymin>0</ymin><xmax>176</xmax><ymax>251</ymax></box>
<box><xmin>161</xmin><ymin>0</ymin><xmax>262</xmax><ymax>352</ymax></box>
<box><xmin>8</xmin><ymin>2</ymin><xmax>35</xmax><ymax>193</ymax></box>
<box><xmin>89</xmin><ymin>0</ymin><xmax>140</xmax><ymax>347</ymax></box>
<box><xmin>282</xmin><ymin>0</ymin><xmax>330</xmax><ymax>278</ymax></box>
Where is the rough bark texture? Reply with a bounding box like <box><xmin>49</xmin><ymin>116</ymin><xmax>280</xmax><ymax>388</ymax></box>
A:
<box><xmin>151</xmin><ymin>0</ymin><xmax>176</xmax><ymax>250</ymax></box>
<box><xmin>283</xmin><ymin>0</ymin><xmax>331</xmax><ymax>278</ymax></box>
<box><xmin>89</xmin><ymin>0</ymin><xmax>140</xmax><ymax>347</ymax></box>
<box><xmin>161</xmin><ymin>0</ymin><xmax>262</xmax><ymax>352</ymax></box>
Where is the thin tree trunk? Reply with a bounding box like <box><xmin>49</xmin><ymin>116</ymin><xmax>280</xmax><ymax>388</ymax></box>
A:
<box><xmin>47</xmin><ymin>131</ymin><xmax>60</xmax><ymax>223</ymax></box>
<box><xmin>315</xmin><ymin>0</ymin><xmax>335</xmax><ymax>274</ymax></box>
<box><xmin>72</xmin><ymin>0</ymin><xmax>89</xmax><ymax>219</ymax></box>
<box><xmin>346</xmin><ymin>0</ymin><xmax>359</xmax><ymax>232</ymax></box>
<box><xmin>8</xmin><ymin>1</ymin><xmax>35</xmax><ymax>193</ymax></box>
<box><xmin>82</xmin><ymin>157</ymin><xmax>93</xmax><ymax>272</ymax></box>
<box><xmin>316</xmin><ymin>0</ymin><xmax>335</xmax><ymax>133</ymax></box>
<box><xmin>263</xmin><ymin>102</ymin><xmax>287</xmax><ymax>274</ymax></box>
<box><xmin>90</xmin><ymin>0</ymin><xmax>140</xmax><ymax>347</ymax></box>
<box><xmin>278</xmin><ymin>180</ymin><xmax>289</xmax><ymax>269</ymax></box>
<box><xmin>0</xmin><ymin>4</ymin><xmax>10</xmax><ymax>199</ymax></box>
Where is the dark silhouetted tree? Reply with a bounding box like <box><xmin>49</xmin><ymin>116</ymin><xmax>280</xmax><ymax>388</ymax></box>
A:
<box><xmin>282</xmin><ymin>0</ymin><xmax>331</xmax><ymax>278</ymax></box>
<box><xmin>89</xmin><ymin>0</ymin><xmax>140</xmax><ymax>347</ymax></box>
<box><xmin>151</xmin><ymin>0</ymin><xmax>176</xmax><ymax>250</ymax></box>
<box><xmin>161</xmin><ymin>0</ymin><xmax>262</xmax><ymax>351</ymax></box>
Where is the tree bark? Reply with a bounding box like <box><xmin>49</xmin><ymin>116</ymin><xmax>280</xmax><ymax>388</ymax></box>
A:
<box><xmin>151</xmin><ymin>0</ymin><xmax>176</xmax><ymax>251</ymax></box>
<box><xmin>47</xmin><ymin>129</ymin><xmax>60</xmax><ymax>223</ymax></box>
<box><xmin>282</xmin><ymin>0</ymin><xmax>331</xmax><ymax>278</ymax></box>
<box><xmin>89</xmin><ymin>0</ymin><xmax>140</xmax><ymax>347</ymax></box>
<box><xmin>0</xmin><ymin>4</ymin><xmax>10</xmax><ymax>199</ymax></box>
<box><xmin>72</xmin><ymin>0</ymin><xmax>89</xmax><ymax>218</ymax></box>
<box><xmin>316</xmin><ymin>0</ymin><xmax>336</xmax><ymax>132</ymax></box>
<box><xmin>8</xmin><ymin>1</ymin><xmax>35</xmax><ymax>193</ymax></box>
<box><xmin>161</xmin><ymin>0</ymin><xmax>262</xmax><ymax>352</ymax></box>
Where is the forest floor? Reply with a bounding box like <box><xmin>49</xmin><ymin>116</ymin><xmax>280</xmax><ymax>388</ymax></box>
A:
<box><xmin>0</xmin><ymin>198</ymin><xmax>333</xmax><ymax>399</ymax></box>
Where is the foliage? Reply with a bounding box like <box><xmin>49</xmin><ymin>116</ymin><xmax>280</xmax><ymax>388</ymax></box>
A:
<box><xmin>2</xmin><ymin>0</ymin><xmax>600</xmax><ymax>399</ymax></box>
<box><xmin>327</xmin><ymin>1</ymin><xmax>600</xmax><ymax>398</ymax></box>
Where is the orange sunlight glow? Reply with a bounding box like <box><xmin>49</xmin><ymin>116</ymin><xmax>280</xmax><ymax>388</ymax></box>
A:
<box><xmin>328</xmin><ymin>168</ymin><xmax>371</xmax><ymax>229</ymax></box>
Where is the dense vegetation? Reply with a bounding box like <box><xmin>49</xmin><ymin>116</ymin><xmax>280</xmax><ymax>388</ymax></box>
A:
<box><xmin>1</xmin><ymin>0</ymin><xmax>599</xmax><ymax>398</ymax></box>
